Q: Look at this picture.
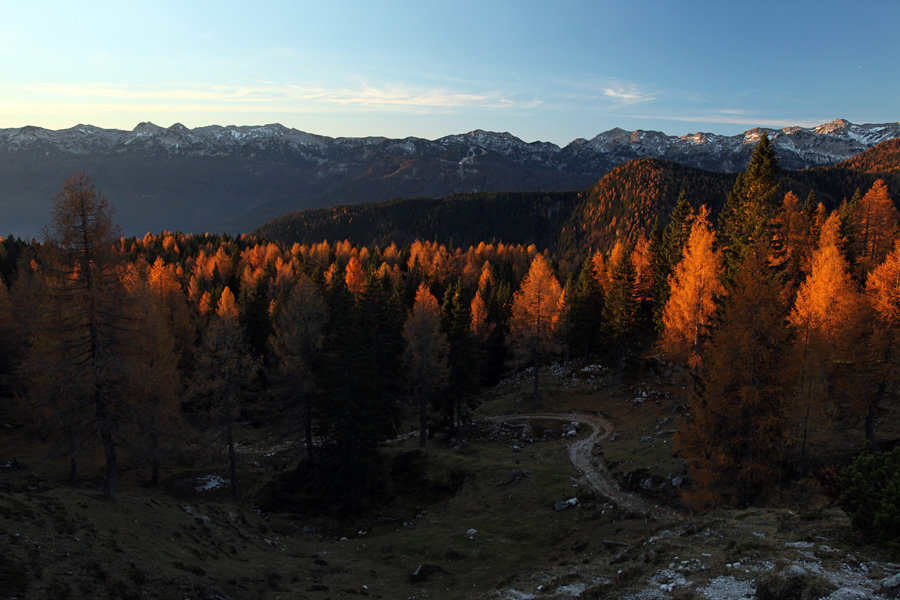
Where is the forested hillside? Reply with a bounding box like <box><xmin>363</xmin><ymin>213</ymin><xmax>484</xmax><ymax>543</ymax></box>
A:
<box><xmin>253</xmin><ymin>190</ymin><xmax>581</xmax><ymax>251</ymax></box>
<box><xmin>4</xmin><ymin>133</ymin><xmax>900</xmax><ymax>597</ymax></box>
<box><xmin>256</xmin><ymin>139</ymin><xmax>900</xmax><ymax>268</ymax></box>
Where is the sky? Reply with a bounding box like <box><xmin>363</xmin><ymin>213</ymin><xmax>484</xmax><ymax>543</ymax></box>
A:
<box><xmin>2</xmin><ymin>0</ymin><xmax>898</xmax><ymax>146</ymax></box>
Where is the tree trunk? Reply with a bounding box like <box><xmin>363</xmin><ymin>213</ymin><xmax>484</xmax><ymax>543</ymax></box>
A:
<box><xmin>867</xmin><ymin>384</ymin><xmax>884</xmax><ymax>452</ymax></box>
<box><xmin>227</xmin><ymin>423</ymin><xmax>239</xmax><ymax>501</ymax></box>
<box><xmin>532</xmin><ymin>349</ymin><xmax>541</xmax><ymax>409</ymax></box>
<box><xmin>69</xmin><ymin>455</ymin><xmax>78</xmax><ymax>485</ymax></box>
<box><xmin>304</xmin><ymin>395</ymin><xmax>315</xmax><ymax>463</ymax></box>
<box><xmin>150</xmin><ymin>431</ymin><xmax>160</xmax><ymax>487</ymax></box>
<box><xmin>100</xmin><ymin>422</ymin><xmax>117</xmax><ymax>501</ymax></box>
<box><xmin>419</xmin><ymin>387</ymin><xmax>427</xmax><ymax>448</ymax></box>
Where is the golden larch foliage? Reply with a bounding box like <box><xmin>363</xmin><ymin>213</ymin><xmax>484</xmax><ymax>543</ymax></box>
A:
<box><xmin>216</xmin><ymin>287</ymin><xmax>239</xmax><ymax>321</ymax></box>
<box><xmin>509</xmin><ymin>254</ymin><xmax>563</xmax><ymax>407</ymax></box>
<box><xmin>344</xmin><ymin>256</ymin><xmax>367</xmax><ymax>296</ymax></box>
<box><xmin>659</xmin><ymin>206</ymin><xmax>724</xmax><ymax>368</ymax></box>
<box><xmin>852</xmin><ymin>179</ymin><xmax>899</xmax><ymax>275</ymax></box>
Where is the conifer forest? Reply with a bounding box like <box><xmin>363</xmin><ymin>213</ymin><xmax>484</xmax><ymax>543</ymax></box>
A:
<box><xmin>4</xmin><ymin>135</ymin><xmax>900</xmax><ymax>598</ymax></box>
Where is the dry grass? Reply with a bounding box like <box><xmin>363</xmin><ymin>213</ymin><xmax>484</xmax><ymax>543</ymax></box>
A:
<box><xmin>2</xmin><ymin>357</ymin><xmax>899</xmax><ymax>599</ymax></box>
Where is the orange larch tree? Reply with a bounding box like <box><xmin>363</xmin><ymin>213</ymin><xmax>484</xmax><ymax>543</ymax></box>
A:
<box><xmin>851</xmin><ymin>179</ymin><xmax>899</xmax><ymax>277</ymax></box>
<box><xmin>344</xmin><ymin>255</ymin><xmax>367</xmax><ymax>296</ymax></box>
<box><xmin>676</xmin><ymin>241</ymin><xmax>791</xmax><ymax>510</ymax></box>
<box><xmin>508</xmin><ymin>254</ymin><xmax>563</xmax><ymax>407</ymax></box>
<box><xmin>659</xmin><ymin>205</ymin><xmax>724</xmax><ymax>369</ymax></box>
<box><xmin>862</xmin><ymin>242</ymin><xmax>900</xmax><ymax>450</ymax></box>
<box><xmin>788</xmin><ymin>213</ymin><xmax>863</xmax><ymax>472</ymax></box>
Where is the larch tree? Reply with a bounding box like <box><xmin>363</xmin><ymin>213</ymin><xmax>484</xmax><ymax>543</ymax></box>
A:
<box><xmin>788</xmin><ymin>213</ymin><xmax>863</xmax><ymax>472</ymax></box>
<box><xmin>508</xmin><ymin>254</ymin><xmax>563</xmax><ymax>407</ymax></box>
<box><xmin>24</xmin><ymin>173</ymin><xmax>135</xmax><ymax>500</ymax></box>
<box><xmin>344</xmin><ymin>255</ymin><xmax>367</xmax><ymax>296</ymax></box>
<box><xmin>269</xmin><ymin>272</ymin><xmax>327</xmax><ymax>461</ymax></box>
<box><xmin>192</xmin><ymin>286</ymin><xmax>261</xmax><ymax>501</ymax></box>
<box><xmin>850</xmin><ymin>179</ymin><xmax>898</xmax><ymax>278</ymax></box>
<box><xmin>122</xmin><ymin>264</ymin><xmax>183</xmax><ymax>486</ymax></box>
<box><xmin>659</xmin><ymin>205</ymin><xmax>724</xmax><ymax>369</ymax></box>
<box><xmin>676</xmin><ymin>241</ymin><xmax>791</xmax><ymax>510</ymax></box>
<box><xmin>862</xmin><ymin>242</ymin><xmax>900</xmax><ymax>450</ymax></box>
<box><xmin>403</xmin><ymin>283</ymin><xmax>450</xmax><ymax>447</ymax></box>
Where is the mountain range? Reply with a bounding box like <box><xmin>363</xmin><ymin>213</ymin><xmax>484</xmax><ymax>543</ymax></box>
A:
<box><xmin>1</xmin><ymin>119</ymin><xmax>897</xmax><ymax>238</ymax></box>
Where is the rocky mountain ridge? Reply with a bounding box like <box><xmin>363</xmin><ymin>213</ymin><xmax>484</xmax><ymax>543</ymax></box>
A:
<box><xmin>1</xmin><ymin>119</ymin><xmax>897</xmax><ymax>238</ymax></box>
<box><xmin>2</xmin><ymin>118</ymin><xmax>896</xmax><ymax>168</ymax></box>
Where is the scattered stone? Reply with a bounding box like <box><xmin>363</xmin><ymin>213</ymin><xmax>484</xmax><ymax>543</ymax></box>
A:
<box><xmin>466</xmin><ymin>529</ymin><xmax>477</xmax><ymax>536</ymax></box>
<box><xmin>409</xmin><ymin>564</ymin><xmax>450</xmax><ymax>584</ymax></box>
<box><xmin>824</xmin><ymin>588</ymin><xmax>868</xmax><ymax>600</ymax></box>
<box><xmin>880</xmin><ymin>573</ymin><xmax>900</xmax><ymax>590</ymax></box>
<box><xmin>554</xmin><ymin>498</ymin><xmax>578</xmax><ymax>511</ymax></box>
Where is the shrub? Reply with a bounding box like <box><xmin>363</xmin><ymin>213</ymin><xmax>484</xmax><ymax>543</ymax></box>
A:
<box><xmin>838</xmin><ymin>446</ymin><xmax>900</xmax><ymax>546</ymax></box>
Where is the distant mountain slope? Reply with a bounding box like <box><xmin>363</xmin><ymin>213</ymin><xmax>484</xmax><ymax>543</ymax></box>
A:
<box><xmin>255</xmin><ymin>138</ymin><xmax>900</xmax><ymax>258</ymax></box>
<box><xmin>253</xmin><ymin>191</ymin><xmax>581</xmax><ymax>251</ymax></box>
<box><xmin>556</xmin><ymin>142</ymin><xmax>900</xmax><ymax>259</ymax></box>
<box><xmin>1</xmin><ymin>119</ymin><xmax>896</xmax><ymax>238</ymax></box>
<box><xmin>827</xmin><ymin>138</ymin><xmax>900</xmax><ymax>174</ymax></box>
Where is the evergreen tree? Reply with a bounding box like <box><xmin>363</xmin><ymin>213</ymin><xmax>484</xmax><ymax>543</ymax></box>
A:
<box><xmin>602</xmin><ymin>244</ymin><xmax>639</xmax><ymax>383</ymax></box>
<box><xmin>652</xmin><ymin>191</ymin><xmax>694</xmax><ymax>333</ymax></box>
<box><xmin>717</xmin><ymin>133</ymin><xmax>781</xmax><ymax>283</ymax></box>
<box><xmin>192</xmin><ymin>287</ymin><xmax>261</xmax><ymax>501</ymax></box>
<box><xmin>440</xmin><ymin>279</ymin><xmax>479</xmax><ymax>429</ymax></box>
<box><xmin>564</xmin><ymin>254</ymin><xmax>604</xmax><ymax>357</ymax></box>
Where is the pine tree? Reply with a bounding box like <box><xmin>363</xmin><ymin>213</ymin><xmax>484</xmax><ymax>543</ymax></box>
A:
<box><xmin>564</xmin><ymin>255</ymin><xmax>604</xmax><ymax>357</ymax></box>
<box><xmin>717</xmin><ymin>133</ymin><xmax>780</xmax><ymax>283</ymax></box>
<box><xmin>602</xmin><ymin>244</ymin><xmax>639</xmax><ymax>383</ymax></box>
<box><xmin>440</xmin><ymin>279</ymin><xmax>479</xmax><ymax>429</ymax></box>
<box><xmin>652</xmin><ymin>192</ymin><xmax>695</xmax><ymax>333</ymax></box>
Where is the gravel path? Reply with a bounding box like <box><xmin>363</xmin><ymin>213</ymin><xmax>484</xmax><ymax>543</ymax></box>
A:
<box><xmin>487</xmin><ymin>412</ymin><xmax>684</xmax><ymax>522</ymax></box>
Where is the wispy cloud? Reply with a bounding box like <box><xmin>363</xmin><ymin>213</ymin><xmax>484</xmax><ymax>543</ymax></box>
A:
<box><xmin>602</xmin><ymin>82</ymin><xmax>655</xmax><ymax>105</ymax></box>
<box><xmin>3</xmin><ymin>81</ymin><xmax>539</xmax><ymax>112</ymax></box>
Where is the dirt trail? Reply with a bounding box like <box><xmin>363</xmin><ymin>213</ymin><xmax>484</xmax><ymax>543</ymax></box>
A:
<box><xmin>487</xmin><ymin>413</ymin><xmax>684</xmax><ymax>521</ymax></box>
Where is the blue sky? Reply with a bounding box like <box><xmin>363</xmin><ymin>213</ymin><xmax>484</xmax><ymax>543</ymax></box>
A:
<box><xmin>2</xmin><ymin>0</ymin><xmax>898</xmax><ymax>146</ymax></box>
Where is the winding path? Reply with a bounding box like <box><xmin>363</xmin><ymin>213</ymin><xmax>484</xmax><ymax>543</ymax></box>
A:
<box><xmin>486</xmin><ymin>412</ymin><xmax>684</xmax><ymax>522</ymax></box>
